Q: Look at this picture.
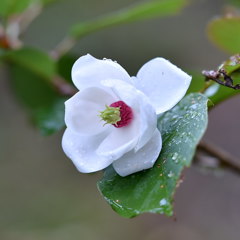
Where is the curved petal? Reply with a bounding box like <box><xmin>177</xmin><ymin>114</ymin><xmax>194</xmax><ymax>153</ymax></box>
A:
<box><xmin>62</xmin><ymin>128</ymin><xmax>113</xmax><ymax>173</ymax></box>
<box><xmin>65</xmin><ymin>87</ymin><xmax>117</xmax><ymax>135</ymax></box>
<box><xmin>135</xmin><ymin>58</ymin><xmax>191</xmax><ymax>114</ymax></box>
<box><xmin>101</xmin><ymin>79</ymin><xmax>157</xmax><ymax>152</ymax></box>
<box><xmin>96</xmin><ymin>122</ymin><xmax>138</xmax><ymax>161</ymax></box>
<box><xmin>112</xmin><ymin>129</ymin><xmax>162</xmax><ymax>177</ymax></box>
<box><xmin>72</xmin><ymin>54</ymin><xmax>131</xmax><ymax>90</ymax></box>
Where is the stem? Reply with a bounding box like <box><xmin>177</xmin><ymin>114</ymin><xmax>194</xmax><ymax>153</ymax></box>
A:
<box><xmin>52</xmin><ymin>76</ymin><xmax>77</xmax><ymax>96</ymax></box>
<box><xmin>197</xmin><ymin>141</ymin><xmax>240</xmax><ymax>174</ymax></box>
<box><xmin>50</xmin><ymin>36</ymin><xmax>76</xmax><ymax>59</ymax></box>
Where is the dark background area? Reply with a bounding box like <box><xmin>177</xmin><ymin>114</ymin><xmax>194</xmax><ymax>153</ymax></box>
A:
<box><xmin>1</xmin><ymin>0</ymin><xmax>240</xmax><ymax>239</ymax></box>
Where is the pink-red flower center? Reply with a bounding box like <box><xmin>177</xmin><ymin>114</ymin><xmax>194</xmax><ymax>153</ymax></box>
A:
<box><xmin>110</xmin><ymin>101</ymin><xmax>133</xmax><ymax>128</ymax></box>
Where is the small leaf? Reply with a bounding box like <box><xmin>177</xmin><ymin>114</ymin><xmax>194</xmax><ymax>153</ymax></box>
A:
<box><xmin>9</xmin><ymin>63</ymin><xmax>65</xmax><ymax>135</ymax></box>
<box><xmin>0</xmin><ymin>0</ymin><xmax>33</xmax><ymax>18</ymax></box>
<box><xmin>187</xmin><ymin>71</ymin><xmax>205</xmax><ymax>93</ymax></box>
<box><xmin>218</xmin><ymin>54</ymin><xmax>240</xmax><ymax>75</ymax></box>
<box><xmin>201</xmin><ymin>55</ymin><xmax>240</xmax><ymax>105</ymax></box>
<box><xmin>33</xmin><ymin>98</ymin><xmax>66</xmax><ymax>136</ymax></box>
<box><xmin>3</xmin><ymin>47</ymin><xmax>56</xmax><ymax>81</ymax></box>
<box><xmin>98</xmin><ymin>93</ymin><xmax>208</xmax><ymax>218</ymax></box>
<box><xmin>71</xmin><ymin>0</ymin><xmax>189</xmax><ymax>38</ymax></box>
<box><xmin>57</xmin><ymin>54</ymin><xmax>76</xmax><ymax>83</ymax></box>
<box><xmin>208</xmin><ymin>17</ymin><xmax>240</xmax><ymax>54</ymax></box>
<box><xmin>209</xmin><ymin>72</ymin><xmax>240</xmax><ymax>104</ymax></box>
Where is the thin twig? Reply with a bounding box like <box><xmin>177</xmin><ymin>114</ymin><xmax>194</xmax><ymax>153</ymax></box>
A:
<box><xmin>52</xmin><ymin>76</ymin><xmax>77</xmax><ymax>96</ymax></box>
<box><xmin>51</xmin><ymin>36</ymin><xmax>76</xmax><ymax>59</ymax></box>
<box><xmin>202</xmin><ymin>69</ymin><xmax>240</xmax><ymax>90</ymax></box>
<box><xmin>197</xmin><ymin>141</ymin><xmax>240</xmax><ymax>174</ymax></box>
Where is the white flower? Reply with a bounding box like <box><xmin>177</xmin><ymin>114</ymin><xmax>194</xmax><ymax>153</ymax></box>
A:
<box><xmin>62</xmin><ymin>54</ymin><xmax>191</xmax><ymax>177</ymax></box>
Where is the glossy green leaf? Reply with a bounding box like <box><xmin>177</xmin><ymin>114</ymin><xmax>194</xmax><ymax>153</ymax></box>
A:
<box><xmin>3</xmin><ymin>48</ymin><xmax>56</xmax><ymax>81</ymax></box>
<box><xmin>98</xmin><ymin>93</ymin><xmax>208</xmax><ymax>218</ymax></box>
<box><xmin>208</xmin><ymin>17</ymin><xmax>240</xmax><ymax>54</ymax></box>
<box><xmin>71</xmin><ymin>0</ymin><xmax>189</xmax><ymax>38</ymax></box>
<box><xmin>9</xmin><ymin>64</ymin><xmax>65</xmax><ymax>135</ymax></box>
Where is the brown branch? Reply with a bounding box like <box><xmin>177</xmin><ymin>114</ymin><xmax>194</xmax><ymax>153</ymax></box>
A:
<box><xmin>197</xmin><ymin>141</ymin><xmax>240</xmax><ymax>175</ymax></box>
<box><xmin>202</xmin><ymin>69</ymin><xmax>240</xmax><ymax>90</ymax></box>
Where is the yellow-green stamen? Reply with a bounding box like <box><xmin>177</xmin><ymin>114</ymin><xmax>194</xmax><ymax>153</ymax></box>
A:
<box><xmin>99</xmin><ymin>105</ymin><xmax>121</xmax><ymax>125</ymax></box>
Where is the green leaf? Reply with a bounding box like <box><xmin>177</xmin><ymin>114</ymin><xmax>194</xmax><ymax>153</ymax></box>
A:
<box><xmin>71</xmin><ymin>0</ymin><xmax>189</xmax><ymax>38</ymax></box>
<box><xmin>98</xmin><ymin>93</ymin><xmax>208</xmax><ymax>218</ymax></box>
<box><xmin>57</xmin><ymin>54</ymin><xmax>76</xmax><ymax>83</ymax></box>
<box><xmin>187</xmin><ymin>71</ymin><xmax>205</xmax><ymax>93</ymax></box>
<box><xmin>218</xmin><ymin>54</ymin><xmax>240</xmax><ymax>75</ymax></box>
<box><xmin>207</xmin><ymin>17</ymin><xmax>240</xmax><ymax>54</ymax></box>
<box><xmin>33</xmin><ymin>97</ymin><xmax>66</xmax><ymax>135</ymax></box>
<box><xmin>199</xmin><ymin>55</ymin><xmax>240</xmax><ymax>105</ymax></box>
<box><xmin>0</xmin><ymin>0</ymin><xmax>33</xmax><ymax>18</ymax></box>
<box><xmin>41</xmin><ymin>0</ymin><xmax>63</xmax><ymax>6</ymax></box>
<box><xmin>3</xmin><ymin>48</ymin><xmax>56</xmax><ymax>81</ymax></box>
<box><xmin>9</xmin><ymin>63</ymin><xmax>65</xmax><ymax>135</ymax></box>
<box><xmin>228</xmin><ymin>0</ymin><xmax>240</xmax><ymax>7</ymax></box>
<box><xmin>208</xmin><ymin>71</ymin><xmax>240</xmax><ymax>105</ymax></box>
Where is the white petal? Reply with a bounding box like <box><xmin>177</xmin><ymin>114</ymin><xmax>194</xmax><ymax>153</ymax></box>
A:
<box><xmin>96</xmin><ymin>122</ymin><xmax>139</xmax><ymax>161</ymax></box>
<box><xmin>113</xmin><ymin>129</ymin><xmax>162</xmax><ymax>177</ymax></box>
<box><xmin>62</xmin><ymin>128</ymin><xmax>114</xmax><ymax>173</ymax></box>
<box><xmin>101</xmin><ymin>79</ymin><xmax>157</xmax><ymax>151</ymax></box>
<box><xmin>135</xmin><ymin>58</ymin><xmax>191</xmax><ymax>114</ymax></box>
<box><xmin>65</xmin><ymin>87</ymin><xmax>117</xmax><ymax>135</ymax></box>
<box><xmin>72</xmin><ymin>54</ymin><xmax>131</xmax><ymax>90</ymax></box>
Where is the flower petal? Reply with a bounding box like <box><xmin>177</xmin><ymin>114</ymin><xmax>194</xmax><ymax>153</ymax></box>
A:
<box><xmin>135</xmin><ymin>58</ymin><xmax>191</xmax><ymax>114</ymax></box>
<box><xmin>101</xmin><ymin>79</ymin><xmax>157</xmax><ymax>152</ymax></box>
<box><xmin>62</xmin><ymin>128</ymin><xmax>113</xmax><ymax>173</ymax></box>
<box><xmin>112</xmin><ymin>129</ymin><xmax>162</xmax><ymax>177</ymax></box>
<box><xmin>72</xmin><ymin>54</ymin><xmax>131</xmax><ymax>90</ymax></box>
<box><xmin>96</xmin><ymin>122</ymin><xmax>139</xmax><ymax>161</ymax></box>
<box><xmin>65</xmin><ymin>87</ymin><xmax>117</xmax><ymax>135</ymax></box>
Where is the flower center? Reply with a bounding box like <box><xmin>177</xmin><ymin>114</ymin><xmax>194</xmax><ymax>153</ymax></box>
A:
<box><xmin>99</xmin><ymin>101</ymin><xmax>133</xmax><ymax>128</ymax></box>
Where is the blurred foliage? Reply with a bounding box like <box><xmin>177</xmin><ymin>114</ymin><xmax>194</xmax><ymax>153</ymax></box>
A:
<box><xmin>228</xmin><ymin>0</ymin><xmax>240</xmax><ymax>7</ymax></box>
<box><xmin>71</xmin><ymin>0</ymin><xmax>189</xmax><ymax>38</ymax></box>
<box><xmin>98</xmin><ymin>94</ymin><xmax>208</xmax><ymax>217</ymax></box>
<box><xmin>208</xmin><ymin>17</ymin><xmax>240</xmax><ymax>54</ymax></box>
<box><xmin>3</xmin><ymin>48</ymin><xmax>56</xmax><ymax>80</ymax></box>
<box><xmin>9</xmin><ymin>64</ymin><xmax>66</xmax><ymax>135</ymax></box>
<box><xmin>0</xmin><ymin>0</ymin><xmax>32</xmax><ymax>17</ymax></box>
<box><xmin>57</xmin><ymin>54</ymin><xmax>76</xmax><ymax>83</ymax></box>
<box><xmin>0</xmin><ymin>0</ymin><xmax>62</xmax><ymax>18</ymax></box>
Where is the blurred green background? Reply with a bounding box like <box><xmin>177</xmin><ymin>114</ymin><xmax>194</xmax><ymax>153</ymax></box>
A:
<box><xmin>1</xmin><ymin>0</ymin><xmax>240</xmax><ymax>239</ymax></box>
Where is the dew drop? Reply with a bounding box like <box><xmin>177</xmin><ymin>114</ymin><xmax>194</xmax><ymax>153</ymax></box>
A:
<box><xmin>159</xmin><ymin>198</ymin><xmax>167</xmax><ymax>206</ymax></box>
<box><xmin>168</xmin><ymin>171</ymin><xmax>174</xmax><ymax>178</ymax></box>
<box><xmin>172</xmin><ymin>152</ymin><xmax>178</xmax><ymax>160</ymax></box>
